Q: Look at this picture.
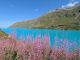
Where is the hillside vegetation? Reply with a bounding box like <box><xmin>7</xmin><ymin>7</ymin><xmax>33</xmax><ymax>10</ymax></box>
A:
<box><xmin>0</xmin><ymin>29</ymin><xmax>9</xmax><ymax>41</ymax></box>
<box><xmin>10</xmin><ymin>5</ymin><xmax>80</xmax><ymax>30</ymax></box>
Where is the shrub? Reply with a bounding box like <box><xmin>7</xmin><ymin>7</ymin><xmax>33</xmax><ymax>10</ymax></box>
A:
<box><xmin>0</xmin><ymin>36</ymin><xmax>79</xmax><ymax>60</ymax></box>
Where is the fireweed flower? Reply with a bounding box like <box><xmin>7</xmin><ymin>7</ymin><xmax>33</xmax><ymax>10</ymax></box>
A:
<box><xmin>0</xmin><ymin>35</ymin><xmax>79</xmax><ymax>60</ymax></box>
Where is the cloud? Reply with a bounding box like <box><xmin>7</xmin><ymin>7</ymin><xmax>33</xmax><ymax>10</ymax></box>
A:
<box><xmin>10</xmin><ymin>4</ymin><xmax>15</xmax><ymax>7</ymax></box>
<box><xmin>34</xmin><ymin>9</ymin><xmax>39</xmax><ymax>12</ymax></box>
<box><xmin>61</xmin><ymin>1</ymin><xmax>79</xmax><ymax>8</ymax></box>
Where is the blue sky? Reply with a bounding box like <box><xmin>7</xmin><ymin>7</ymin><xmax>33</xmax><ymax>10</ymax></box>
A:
<box><xmin>0</xmin><ymin>0</ymin><xmax>80</xmax><ymax>28</ymax></box>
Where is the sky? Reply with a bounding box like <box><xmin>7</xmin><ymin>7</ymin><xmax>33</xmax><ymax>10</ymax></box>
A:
<box><xmin>0</xmin><ymin>0</ymin><xmax>80</xmax><ymax>28</ymax></box>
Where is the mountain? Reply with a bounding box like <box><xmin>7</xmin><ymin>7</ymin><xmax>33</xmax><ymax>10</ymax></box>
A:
<box><xmin>9</xmin><ymin>4</ymin><xmax>80</xmax><ymax>30</ymax></box>
<box><xmin>0</xmin><ymin>29</ymin><xmax>9</xmax><ymax>41</ymax></box>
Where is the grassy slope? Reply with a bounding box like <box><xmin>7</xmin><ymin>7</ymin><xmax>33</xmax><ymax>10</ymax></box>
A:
<box><xmin>10</xmin><ymin>5</ymin><xmax>80</xmax><ymax>30</ymax></box>
<box><xmin>0</xmin><ymin>29</ymin><xmax>9</xmax><ymax>41</ymax></box>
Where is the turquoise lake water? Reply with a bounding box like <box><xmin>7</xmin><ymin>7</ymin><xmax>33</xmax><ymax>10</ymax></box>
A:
<box><xmin>1</xmin><ymin>28</ymin><xmax>80</xmax><ymax>47</ymax></box>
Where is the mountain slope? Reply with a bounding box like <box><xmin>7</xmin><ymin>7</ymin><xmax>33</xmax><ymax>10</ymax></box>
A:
<box><xmin>0</xmin><ymin>29</ymin><xmax>9</xmax><ymax>41</ymax></box>
<box><xmin>10</xmin><ymin>5</ymin><xmax>80</xmax><ymax>30</ymax></box>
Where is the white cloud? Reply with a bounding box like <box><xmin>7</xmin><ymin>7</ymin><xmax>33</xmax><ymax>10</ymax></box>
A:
<box><xmin>34</xmin><ymin>9</ymin><xmax>39</xmax><ymax>12</ymax></box>
<box><xmin>61</xmin><ymin>1</ymin><xmax>79</xmax><ymax>8</ymax></box>
<box><xmin>10</xmin><ymin>4</ymin><xmax>15</xmax><ymax>7</ymax></box>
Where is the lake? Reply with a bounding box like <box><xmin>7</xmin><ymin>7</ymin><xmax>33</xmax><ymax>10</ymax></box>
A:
<box><xmin>1</xmin><ymin>28</ymin><xmax>80</xmax><ymax>47</ymax></box>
